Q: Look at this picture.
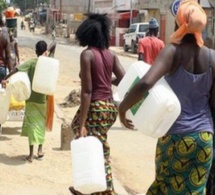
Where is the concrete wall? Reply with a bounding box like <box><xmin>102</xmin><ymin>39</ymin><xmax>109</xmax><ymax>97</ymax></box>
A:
<box><xmin>56</xmin><ymin>0</ymin><xmax>88</xmax><ymax>14</ymax></box>
<box><xmin>93</xmin><ymin>0</ymin><xmax>113</xmax><ymax>13</ymax></box>
<box><xmin>139</xmin><ymin>0</ymin><xmax>215</xmax><ymax>46</ymax></box>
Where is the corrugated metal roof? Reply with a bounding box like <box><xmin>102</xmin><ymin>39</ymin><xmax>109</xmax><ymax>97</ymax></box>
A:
<box><xmin>200</xmin><ymin>0</ymin><xmax>214</xmax><ymax>8</ymax></box>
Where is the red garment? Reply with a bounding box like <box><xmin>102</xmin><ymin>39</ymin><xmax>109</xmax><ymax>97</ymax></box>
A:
<box><xmin>138</xmin><ymin>37</ymin><xmax>165</xmax><ymax>65</ymax></box>
<box><xmin>90</xmin><ymin>47</ymin><xmax>114</xmax><ymax>101</ymax></box>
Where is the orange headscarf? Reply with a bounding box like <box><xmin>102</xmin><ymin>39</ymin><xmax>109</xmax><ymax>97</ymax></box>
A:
<box><xmin>169</xmin><ymin>0</ymin><xmax>207</xmax><ymax>47</ymax></box>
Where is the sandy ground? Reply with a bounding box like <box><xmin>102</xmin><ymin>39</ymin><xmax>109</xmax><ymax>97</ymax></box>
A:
<box><xmin>0</xmin><ymin>47</ymin><xmax>74</xmax><ymax>195</ymax></box>
<box><xmin>0</xmin><ymin>39</ymin><xmax>157</xmax><ymax>195</ymax></box>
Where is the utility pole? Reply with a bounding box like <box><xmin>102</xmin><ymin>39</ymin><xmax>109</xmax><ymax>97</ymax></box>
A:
<box><xmin>88</xmin><ymin>0</ymin><xmax>91</xmax><ymax>13</ymax></box>
<box><xmin>25</xmin><ymin>0</ymin><xmax>26</xmax><ymax>13</ymax></box>
<box><xmin>130</xmin><ymin>0</ymin><xmax>133</xmax><ymax>25</ymax></box>
<box><xmin>59</xmin><ymin>0</ymin><xmax>62</xmax><ymax>20</ymax></box>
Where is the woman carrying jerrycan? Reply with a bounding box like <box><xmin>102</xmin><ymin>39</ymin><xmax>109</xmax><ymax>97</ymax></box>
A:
<box><xmin>69</xmin><ymin>13</ymin><xmax>125</xmax><ymax>195</ymax></box>
<box><xmin>119</xmin><ymin>0</ymin><xmax>215</xmax><ymax>194</ymax></box>
<box><xmin>1</xmin><ymin>40</ymin><xmax>56</xmax><ymax>163</ymax></box>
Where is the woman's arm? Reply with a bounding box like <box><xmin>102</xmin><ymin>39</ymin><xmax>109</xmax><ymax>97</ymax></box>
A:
<box><xmin>79</xmin><ymin>49</ymin><xmax>93</xmax><ymax>136</ymax></box>
<box><xmin>47</xmin><ymin>41</ymin><xmax>57</xmax><ymax>57</ymax></box>
<box><xmin>118</xmin><ymin>44</ymin><xmax>176</xmax><ymax>129</ymax></box>
<box><xmin>112</xmin><ymin>52</ymin><xmax>125</xmax><ymax>86</ymax></box>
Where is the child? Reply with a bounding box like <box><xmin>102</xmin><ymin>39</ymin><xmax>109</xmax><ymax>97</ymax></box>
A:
<box><xmin>2</xmin><ymin>40</ymin><xmax>56</xmax><ymax>163</ymax></box>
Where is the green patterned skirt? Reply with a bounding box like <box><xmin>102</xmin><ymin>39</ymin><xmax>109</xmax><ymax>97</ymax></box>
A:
<box><xmin>21</xmin><ymin>102</ymin><xmax>47</xmax><ymax>145</ymax></box>
<box><xmin>71</xmin><ymin>99</ymin><xmax>118</xmax><ymax>195</ymax></box>
<box><xmin>147</xmin><ymin>132</ymin><xmax>213</xmax><ymax>195</ymax></box>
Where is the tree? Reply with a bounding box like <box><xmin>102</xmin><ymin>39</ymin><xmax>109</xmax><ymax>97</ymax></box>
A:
<box><xmin>0</xmin><ymin>0</ymin><xmax>7</xmax><ymax>12</ymax></box>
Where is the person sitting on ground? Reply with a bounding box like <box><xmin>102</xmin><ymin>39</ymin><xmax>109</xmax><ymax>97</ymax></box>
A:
<box><xmin>137</xmin><ymin>17</ymin><xmax>165</xmax><ymax>65</ymax></box>
<box><xmin>1</xmin><ymin>40</ymin><xmax>56</xmax><ymax>163</ymax></box>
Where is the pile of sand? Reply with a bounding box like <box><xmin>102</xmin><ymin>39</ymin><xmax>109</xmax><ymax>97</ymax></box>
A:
<box><xmin>59</xmin><ymin>89</ymin><xmax>80</xmax><ymax>108</ymax></box>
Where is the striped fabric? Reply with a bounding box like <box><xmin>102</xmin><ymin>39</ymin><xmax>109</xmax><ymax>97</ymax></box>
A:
<box><xmin>71</xmin><ymin>99</ymin><xmax>118</xmax><ymax>195</ymax></box>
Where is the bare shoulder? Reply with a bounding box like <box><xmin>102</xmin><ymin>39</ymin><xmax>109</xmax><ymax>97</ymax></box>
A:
<box><xmin>80</xmin><ymin>48</ymin><xmax>94</xmax><ymax>61</ymax></box>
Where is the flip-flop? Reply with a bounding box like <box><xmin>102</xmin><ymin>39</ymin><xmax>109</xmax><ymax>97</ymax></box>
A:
<box><xmin>36</xmin><ymin>154</ymin><xmax>44</xmax><ymax>160</ymax></box>
<box><xmin>68</xmin><ymin>187</ymin><xmax>83</xmax><ymax>195</ymax></box>
<box><xmin>23</xmin><ymin>157</ymin><xmax>33</xmax><ymax>163</ymax></box>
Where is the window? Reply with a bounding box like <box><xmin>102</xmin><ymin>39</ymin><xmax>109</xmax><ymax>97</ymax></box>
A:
<box><xmin>129</xmin><ymin>25</ymin><xmax>137</xmax><ymax>33</ymax></box>
<box><xmin>139</xmin><ymin>24</ymin><xmax>149</xmax><ymax>32</ymax></box>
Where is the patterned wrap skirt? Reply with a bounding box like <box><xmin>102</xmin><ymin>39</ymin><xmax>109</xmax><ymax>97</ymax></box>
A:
<box><xmin>21</xmin><ymin>102</ymin><xmax>46</xmax><ymax>146</ymax></box>
<box><xmin>147</xmin><ymin>132</ymin><xmax>213</xmax><ymax>195</ymax></box>
<box><xmin>206</xmin><ymin>133</ymin><xmax>215</xmax><ymax>195</ymax></box>
<box><xmin>71</xmin><ymin>99</ymin><xmax>118</xmax><ymax>195</ymax></box>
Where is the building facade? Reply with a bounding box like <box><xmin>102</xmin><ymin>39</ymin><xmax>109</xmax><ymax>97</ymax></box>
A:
<box><xmin>139</xmin><ymin>0</ymin><xmax>215</xmax><ymax>47</ymax></box>
<box><xmin>49</xmin><ymin>0</ymin><xmax>215</xmax><ymax>48</ymax></box>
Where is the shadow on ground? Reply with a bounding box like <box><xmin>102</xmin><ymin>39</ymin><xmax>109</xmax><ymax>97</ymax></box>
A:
<box><xmin>1</xmin><ymin>127</ymin><xmax>21</xmax><ymax>135</ymax></box>
<box><xmin>0</xmin><ymin>154</ymin><xmax>27</xmax><ymax>165</ymax></box>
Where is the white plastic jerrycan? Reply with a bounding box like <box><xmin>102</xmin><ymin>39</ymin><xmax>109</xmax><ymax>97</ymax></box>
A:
<box><xmin>114</xmin><ymin>61</ymin><xmax>181</xmax><ymax>138</ymax></box>
<box><xmin>32</xmin><ymin>56</ymin><xmax>59</xmax><ymax>95</ymax></box>
<box><xmin>0</xmin><ymin>86</ymin><xmax>11</xmax><ymax>124</ymax></box>
<box><xmin>71</xmin><ymin>136</ymin><xmax>107</xmax><ymax>194</ymax></box>
<box><xmin>9</xmin><ymin>71</ymin><xmax>31</xmax><ymax>101</ymax></box>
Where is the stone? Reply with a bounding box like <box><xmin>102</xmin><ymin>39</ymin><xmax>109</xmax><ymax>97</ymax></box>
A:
<box><xmin>61</xmin><ymin>119</ymin><xmax>73</xmax><ymax>150</ymax></box>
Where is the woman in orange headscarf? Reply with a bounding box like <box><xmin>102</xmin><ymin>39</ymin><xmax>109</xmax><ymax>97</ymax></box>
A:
<box><xmin>118</xmin><ymin>0</ymin><xmax>215</xmax><ymax>194</ymax></box>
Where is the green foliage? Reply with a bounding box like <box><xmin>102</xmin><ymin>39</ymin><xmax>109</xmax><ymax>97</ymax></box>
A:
<box><xmin>0</xmin><ymin>0</ymin><xmax>7</xmax><ymax>12</ymax></box>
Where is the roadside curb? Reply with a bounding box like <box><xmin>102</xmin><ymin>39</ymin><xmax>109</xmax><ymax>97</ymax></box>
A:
<box><xmin>110</xmin><ymin>47</ymin><xmax>137</xmax><ymax>59</ymax></box>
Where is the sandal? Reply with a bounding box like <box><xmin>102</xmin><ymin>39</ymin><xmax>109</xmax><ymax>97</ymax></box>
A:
<box><xmin>68</xmin><ymin>187</ymin><xmax>83</xmax><ymax>195</ymax></box>
<box><xmin>36</xmin><ymin>153</ymin><xmax>44</xmax><ymax>160</ymax></box>
<box><xmin>23</xmin><ymin>157</ymin><xmax>33</xmax><ymax>163</ymax></box>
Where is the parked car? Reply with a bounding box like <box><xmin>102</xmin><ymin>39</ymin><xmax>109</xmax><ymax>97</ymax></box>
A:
<box><xmin>123</xmin><ymin>22</ymin><xmax>149</xmax><ymax>54</ymax></box>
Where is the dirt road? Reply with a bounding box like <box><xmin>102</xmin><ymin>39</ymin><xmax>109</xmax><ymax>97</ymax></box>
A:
<box><xmin>0</xmin><ymin>19</ymin><xmax>157</xmax><ymax>195</ymax></box>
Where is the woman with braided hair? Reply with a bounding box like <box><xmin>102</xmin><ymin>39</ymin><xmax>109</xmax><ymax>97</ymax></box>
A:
<box><xmin>69</xmin><ymin>13</ymin><xmax>125</xmax><ymax>195</ymax></box>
